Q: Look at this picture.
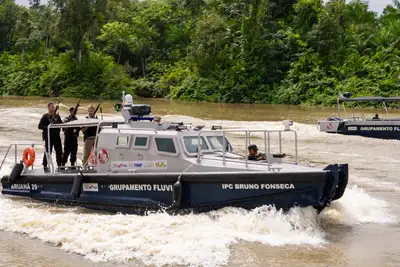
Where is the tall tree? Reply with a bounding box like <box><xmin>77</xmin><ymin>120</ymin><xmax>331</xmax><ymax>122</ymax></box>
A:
<box><xmin>0</xmin><ymin>0</ymin><xmax>20</xmax><ymax>51</ymax></box>
<box><xmin>50</xmin><ymin>0</ymin><xmax>107</xmax><ymax>64</ymax></box>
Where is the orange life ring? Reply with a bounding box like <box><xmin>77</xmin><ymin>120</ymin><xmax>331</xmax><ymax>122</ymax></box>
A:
<box><xmin>23</xmin><ymin>146</ymin><xmax>35</xmax><ymax>167</ymax></box>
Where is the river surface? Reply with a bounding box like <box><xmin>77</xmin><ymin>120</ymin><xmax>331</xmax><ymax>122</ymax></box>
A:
<box><xmin>0</xmin><ymin>96</ymin><xmax>399</xmax><ymax>267</ymax></box>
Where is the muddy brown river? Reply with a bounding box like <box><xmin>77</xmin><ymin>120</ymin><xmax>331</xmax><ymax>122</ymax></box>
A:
<box><xmin>0</xmin><ymin>96</ymin><xmax>399</xmax><ymax>267</ymax></box>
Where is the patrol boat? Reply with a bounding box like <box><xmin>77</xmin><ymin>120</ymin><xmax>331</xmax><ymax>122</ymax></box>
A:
<box><xmin>318</xmin><ymin>92</ymin><xmax>400</xmax><ymax>139</ymax></box>
<box><xmin>1</xmin><ymin>94</ymin><xmax>349</xmax><ymax>214</ymax></box>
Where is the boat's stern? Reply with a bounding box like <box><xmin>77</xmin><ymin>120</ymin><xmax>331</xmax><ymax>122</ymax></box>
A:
<box><xmin>317</xmin><ymin>117</ymin><xmax>342</xmax><ymax>133</ymax></box>
<box><xmin>314</xmin><ymin>163</ymin><xmax>349</xmax><ymax>212</ymax></box>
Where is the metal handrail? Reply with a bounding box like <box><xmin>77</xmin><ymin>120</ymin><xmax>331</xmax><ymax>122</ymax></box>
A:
<box><xmin>0</xmin><ymin>144</ymin><xmax>12</xmax><ymax>171</ymax></box>
<box><xmin>0</xmin><ymin>143</ymin><xmax>45</xmax><ymax>171</ymax></box>
<box><xmin>195</xmin><ymin>129</ymin><xmax>298</xmax><ymax>170</ymax></box>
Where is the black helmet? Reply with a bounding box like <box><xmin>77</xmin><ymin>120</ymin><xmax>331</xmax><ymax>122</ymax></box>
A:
<box><xmin>248</xmin><ymin>144</ymin><xmax>258</xmax><ymax>150</ymax></box>
<box><xmin>69</xmin><ymin>107</ymin><xmax>75</xmax><ymax>112</ymax></box>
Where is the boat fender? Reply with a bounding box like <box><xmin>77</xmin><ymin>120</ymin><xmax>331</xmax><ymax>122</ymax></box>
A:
<box><xmin>71</xmin><ymin>175</ymin><xmax>83</xmax><ymax>199</ymax></box>
<box><xmin>1</xmin><ymin>175</ymin><xmax>10</xmax><ymax>184</ymax></box>
<box><xmin>8</xmin><ymin>162</ymin><xmax>24</xmax><ymax>183</ymax></box>
<box><xmin>172</xmin><ymin>179</ymin><xmax>182</xmax><ymax>208</ymax></box>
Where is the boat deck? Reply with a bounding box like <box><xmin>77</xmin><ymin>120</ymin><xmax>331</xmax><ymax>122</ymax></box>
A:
<box><xmin>17</xmin><ymin>161</ymin><xmax>324</xmax><ymax>177</ymax></box>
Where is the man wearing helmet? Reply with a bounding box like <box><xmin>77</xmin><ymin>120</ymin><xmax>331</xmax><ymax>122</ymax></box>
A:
<box><xmin>247</xmin><ymin>144</ymin><xmax>266</xmax><ymax>161</ymax></box>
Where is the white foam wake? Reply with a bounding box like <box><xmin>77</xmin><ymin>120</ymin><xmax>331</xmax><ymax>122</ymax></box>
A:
<box><xmin>0</xmin><ymin>184</ymin><xmax>396</xmax><ymax>267</ymax></box>
<box><xmin>321</xmin><ymin>185</ymin><xmax>398</xmax><ymax>225</ymax></box>
<box><xmin>0</xmin><ymin>197</ymin><xmax>326</xmax><ymax>266</ymax></box>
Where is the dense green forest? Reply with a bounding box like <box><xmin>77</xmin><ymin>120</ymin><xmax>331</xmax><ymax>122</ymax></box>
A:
<box><xmin>0</xmin><ymin>0</ymin><xmax>400</xmax><ymax>105</ymax></box>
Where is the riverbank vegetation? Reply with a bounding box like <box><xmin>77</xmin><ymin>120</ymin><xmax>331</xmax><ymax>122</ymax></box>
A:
<box><xmin>1</xmin><ymin>0</ymin><xmax>400</xmax><ymax>105</ymax></box>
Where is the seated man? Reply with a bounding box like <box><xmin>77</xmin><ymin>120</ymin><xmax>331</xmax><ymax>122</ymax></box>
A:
<box><xmin>153</xmin><ymin>116</ymin><xmax>161</xmax><ymax>124</ymax></box>
<box><xmin>247</xmin><ymin>144</ymin><xmax>266</xmax><ymax>161</ymax></box>
<box><xmin>373</xmin><ymin>114</ymin><xmax>380</xmax><ymax>120</ymax></box>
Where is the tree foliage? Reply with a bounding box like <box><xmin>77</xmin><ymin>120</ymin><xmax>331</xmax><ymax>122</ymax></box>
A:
<box><xmin>0</xmin><ymin>0</ymin><xmax>399</xmax><ymax>104</ymax></box>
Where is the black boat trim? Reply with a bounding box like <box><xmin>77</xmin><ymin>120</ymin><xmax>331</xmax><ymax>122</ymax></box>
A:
<box><xmin>7</xmin><ymin>171</ymin><xmax>329</xmax><ymax>184</ymax></box>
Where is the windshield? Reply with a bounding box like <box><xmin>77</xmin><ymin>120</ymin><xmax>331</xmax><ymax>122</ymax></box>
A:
<box><xmin>206</xmin><ymin>136</ymin><xmax>232</xmax><ymax>152</ymax></box>
<box><xmin>183</xmin><ymin>136</ymin><xmax>209</xmax><ymax>153</ymax></box>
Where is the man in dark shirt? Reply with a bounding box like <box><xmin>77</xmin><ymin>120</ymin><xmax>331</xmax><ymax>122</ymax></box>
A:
<box><xmin>81</xmin><ymin>105</ymin><xmax>99</xmax><ymax>167</ymax></box>
<box><xmin>247</xmin><ymin>144</ymin><xmax>266</xmax><ymax>161</ymax></box>
<box><xmin>62</xmin><ymin>107</ymin><xmax>80</xmax><ymax>167</ymax></box>
<box><xmin>38</xmin><ymin>102</ymin><xmax>63</xmax><ymax>172</ymax></box>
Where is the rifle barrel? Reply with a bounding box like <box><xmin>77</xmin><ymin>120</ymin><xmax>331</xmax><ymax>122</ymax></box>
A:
<box><xmin>93</xmin><ymin>100</ymin><xmax>103</xmax><ymax>116</ymax></box>
<box><xmin>55</xmin><ymin>101</ymin><xmax>60</xmax><ymax>114</ymax></box>
<box><xmin>72</xmin><ymin>99</ymin><xmax>81</xmax><ymax>116</ymax></box>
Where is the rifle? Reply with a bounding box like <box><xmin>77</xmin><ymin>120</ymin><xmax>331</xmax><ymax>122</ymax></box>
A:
<box><xmin>72</xmin><ymin>98</ymin><xmax>81</xmax><ymax>117</ymax></box>
<box><xmin>54</xmin><ymin>100</ymin><xmax>61</xmax><ymax>115</ymax></box>
<box><xmin>93</xmin><ymin>100</ymin><xmax>103</xmax><ymax>117</ymax></box>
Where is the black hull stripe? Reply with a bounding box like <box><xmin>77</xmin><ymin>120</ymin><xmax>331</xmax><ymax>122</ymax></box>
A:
<box><xmin>5</xmin><ymin>171</ymin><xmax>328</xmax><ymax>184</ymax></box>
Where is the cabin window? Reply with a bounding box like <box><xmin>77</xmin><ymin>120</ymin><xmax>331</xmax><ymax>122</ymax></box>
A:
<box><xmin>206</xmin><ymin>136</ymin><xmax>232</xmax><ymax>152</ymax></box>
<box><xmin>155</xmin><ymin>137</ymin><xmax>177</xmax><ymax>154</ymax></box>
<box><xmin>133</xmin><ymin>136</ymin><xmax>149</xmax><ymax>149</ymax></box>
<box><xmin>183</xmin><ymin>136</ymin><xmax>209</xmax><ymax>153</ymax></box>
<box><xmin>116</xmin><ymin>135</ymin><xmax>131</xmax><ymax>148</ymax></box>
<box><xmin>135</xmin><ymin>137</ymin><xmax>147</xmax><ymax>146</ymax></box>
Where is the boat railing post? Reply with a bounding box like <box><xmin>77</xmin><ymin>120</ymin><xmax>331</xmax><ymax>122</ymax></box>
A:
<box><xmin>93</xmin><ymin>121</ymin><xmax>103</xmax><ymax>168</ymax></box>
<box><xmin>294</xmin><ymin>130</ymin><xmax>298</xmax><ymax>165</ymax></box>
<box><xmin>245</xmin><ymin>131</ymin><xmax>248</xmax><ymax>168</ymax></box>
<box><xmin>222</xmin><ymin>131</ymin><xmax>226</xmax><ymax>166</ymax></box>
<box><xmin>267</xmin><ymin>132</ymin><xmax>271</xmax><ymax>171</ymax></box>
<box><xmin>47</xmin><ymin>124</ymin><xmax>54</xmax><ymax>173</ymax></box>
<box><xmin>383</xmin><ymin>102</ymin><xmax>389</xmax><ymax>116</ymax></box>
<box><xmin>0</xmin><ymin>144</ymin><xmax>12</xmax><ymax>171</ymax></box>
<box><xmin>263</xmin><ymin>131</ymin><xmax>267</xmax><ymax>161</ymax></box>
<box><xmin>14</xmin><ymin>144</ymin><xmax>17</xmax><ymax>165</ymax></box>
<box><xmin>196</xmin><ymin>130</ymin><xmax>202</xmax><ymax>164</ymax></box>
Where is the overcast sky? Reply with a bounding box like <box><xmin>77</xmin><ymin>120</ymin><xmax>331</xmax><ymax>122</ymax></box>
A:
<box><xmin>13</xmin><ymin>0</ymin><xmax>395</xmax><ymax>15</ymax></box>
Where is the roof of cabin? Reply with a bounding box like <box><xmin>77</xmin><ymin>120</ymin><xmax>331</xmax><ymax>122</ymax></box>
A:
<box><xmin>338</xmin><ymin>96</ymin><xmax>400</xmax><ymax>102</ymax></box>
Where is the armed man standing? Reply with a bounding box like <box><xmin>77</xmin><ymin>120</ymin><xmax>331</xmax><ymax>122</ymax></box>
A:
<box><xmin>62</xmin><ymin>103</ymin><xmax>80</xmax><ymax>168</ymax></box>
<box><xmin>38</xmin><ymin>102</ymin><xmax>63</xmax><ymax>172</ymax></box>
<box><xmin>81</xmin><ymin>104</ymin><xmax>101</xmax><ymax>167</ymax></box>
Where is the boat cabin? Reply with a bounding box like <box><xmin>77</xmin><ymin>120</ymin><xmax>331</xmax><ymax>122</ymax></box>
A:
<box><xmin>40</xmin><ymin>95</ymin><xmax>296</xmax><ymax>174</ymax></box>
<box><xmin>92</xmin><ymin>117</ymin><xmax>235</xmax><ymax>173</ymax></box>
